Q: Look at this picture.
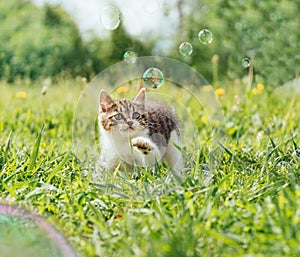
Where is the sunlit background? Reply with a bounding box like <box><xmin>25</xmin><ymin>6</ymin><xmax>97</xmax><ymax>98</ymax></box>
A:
<box><xmin>1</xmin><ymin>0</ymin><xmax>299</xmax><ymax>86</ymax></box>
<box><xmin>31</xmin><ymin>0</ymin><xmax>178</xmax><ymax>42</ymax></box>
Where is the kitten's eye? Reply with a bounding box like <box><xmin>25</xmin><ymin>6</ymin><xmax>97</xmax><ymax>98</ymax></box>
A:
<box><xmin>114</xmin><ymin>113</ymin><xmax>124</xmax><ymax>120</ymax></box>
<box><xmin>132</xmin><ymin>112</ymin><xmax>140</xmax><ymax>119</ymax></box>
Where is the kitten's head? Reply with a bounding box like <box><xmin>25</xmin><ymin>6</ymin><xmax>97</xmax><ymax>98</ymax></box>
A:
<box><xmin>98</xmin><ymin>88</ymin><xmax>148</xmax><ymax>136</ymax></box>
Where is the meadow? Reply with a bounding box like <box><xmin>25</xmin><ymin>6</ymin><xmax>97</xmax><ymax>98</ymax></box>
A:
<box><xmin>0</xmin><ymin>77</ymin><xmax>300</xmax><ymax>257</ymax></box>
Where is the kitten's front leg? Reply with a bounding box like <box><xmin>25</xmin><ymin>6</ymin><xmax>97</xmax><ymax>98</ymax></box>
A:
<box><xmin>131</xmin><ymin>137</ymin><xmax>163</xmax><ymax>167</ymax></box>
<box><xmin>132</xmin><ymin>137</ymin><xmax>154</xmax><ymax>155</ymax></box>
<box><xmin>99</xmin><ymin>153</ymin><xmax>120</xmax><ymax>172</ymax></box>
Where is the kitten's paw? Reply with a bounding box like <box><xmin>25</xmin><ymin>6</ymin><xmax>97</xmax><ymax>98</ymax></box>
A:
<box><xmin>131</xmin><ymin>137</ymin><xmax>153</xmax><ymax>155</ymax></box>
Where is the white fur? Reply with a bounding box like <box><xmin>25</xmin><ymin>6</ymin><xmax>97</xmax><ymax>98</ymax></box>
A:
<box><xmin>164</xmin><ymin>130</ymin><xmax>184</xmax><ymax>173</ymax></box>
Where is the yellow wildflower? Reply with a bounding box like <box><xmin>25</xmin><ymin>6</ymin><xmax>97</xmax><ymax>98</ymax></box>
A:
<box><xmin>251</xmin><ymin>88</ymin><xmax>258</xmax><ymax>95</ymax></box>
<box><xmin>257</xmin><ymin>83</ymin><xmax>264</xmax><ymax>93</ymax></box>
<box><xmin>203</xmin><ymin>85</ymin><xmax>212</xmax><ymax>92</ymax></box>
<box><xmin>16</xmin><ymin>91</ymin><xmax>27</xmax><ymax>99</ymax></box>
<box><xmin>215</xmin><ymin>88</ymin><xmax>225</xmax><ymax>97</ymax></box>
<box><xmin>116</xmin><ymin>86</ymin><xmax>128</xmax><ymax>93</ymax></box>
<box><xmin>257</xmin><ymin>83</ymin><xmax>264</xmax><ymax>91</ymax></box>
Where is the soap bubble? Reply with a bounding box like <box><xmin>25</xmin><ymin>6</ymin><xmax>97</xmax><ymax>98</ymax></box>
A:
<box><xmin>143</xmin><ymin>67</ymin><xmax>164</xmax><ymax>89</ymax></box>
<box><xmin>72</xmin><ymin>56</ymin><xmax>225</xmax><ymax>201</ymax></box>
<box><xmin>0</xmin><ymin>204</ymin><xmax>76</xmax><ymax>257</ymax></box>
<box><xmin>123</xmin><ymin>51</ymin><xmax>137</xmax><ymax>64</ymax></box>
<box><xmin>242</xmin><ymin>57</ymin><xmax>251</xmax><ymax>68</ymax></box>
<box><xmin>198</xmin><ymin>29</ymin><xmax>213</xmax><ymax>44</ymax></box>
<box><xmin>100</xmin><ymin>5</ymin><xmax>120</xmax><ymax>31</ymax></box>
<box><xmin>179</xmin><ymin>42</ymin><xmax>193</xmax><ymax>56</ymax></box>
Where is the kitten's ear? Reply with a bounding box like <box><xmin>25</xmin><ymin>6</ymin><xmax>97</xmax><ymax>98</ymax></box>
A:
<box><xmin>99</xmin><ymin>90</ymin><xmax>116</xmax><ymax>112</ymax></box>
<box><xmin>133</xmin><ymin>88</ymin><xmax>146</xmax><ymax>105</ymax></box>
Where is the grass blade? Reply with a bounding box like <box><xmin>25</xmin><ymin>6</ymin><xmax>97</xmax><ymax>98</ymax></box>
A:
<box><xmin>46</xmin><ymin>152</ymin><xmax>70</xmax><ymax>183</ymax></box>
<box><xmin>218</xmin><ymin>141</ymin><xmax>235</xmax><ymax>158</ymax></box>
<box><xmin>28</xmin><ymin>123</ymin><xmax>44</xmax><ymax>171</ymax></box>
<box><xmin>5</xmin><ymin>130</ymin><xmax>12</xmax><ymax>153</ymax></box>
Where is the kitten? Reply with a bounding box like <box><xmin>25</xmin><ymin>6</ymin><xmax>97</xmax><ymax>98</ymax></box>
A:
<box><xmin>98</xmin><ymin>88</ymin><xmax>183</xmax><ymax>173</ymax></box>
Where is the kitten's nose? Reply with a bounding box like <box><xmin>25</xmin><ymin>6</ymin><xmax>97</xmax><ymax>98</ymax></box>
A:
<box><xmin>127</xmin><ymin>120</ymin><xmax>133</xmax><ymax>126</ymax></box>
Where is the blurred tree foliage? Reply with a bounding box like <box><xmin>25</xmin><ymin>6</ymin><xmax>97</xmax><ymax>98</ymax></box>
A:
<box><xmin>176</xmin><ymin>0</ymin><xmax>300</xmax><ymax>86</ymax></box>
<box><xmin>86</xmin><ymin>23</ymin><xmax>152</xmax><ymax>77</ymax></box>
<box><xmin>0</xmin><ymin>0</ymin><xmax>151</xmax><ymax>82</ymax></box>
<box><xmin>1</xmin><ymin>0</ymin><xmax>299</xmax><ymax>86</ymax></box>
<box><xmin>0</xmin><ymin>0</ymin><xmax>88</xmax><ymax>81</ymax></box>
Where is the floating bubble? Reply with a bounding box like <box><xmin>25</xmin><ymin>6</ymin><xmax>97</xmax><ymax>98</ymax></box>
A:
<box><xmin>100</xmin><ymin>5</ymin><xmax>120</xmax><ymax>31</ymax></box>
<box><xmin>72</xmin><ymin>56</ymin><xmax>225</xmax><ymax>201</ymax></box>
<box><xmin>179</xmin><ymin>42</ymin><xmax>193</xmax><ymax>56</ymax></box>
<box><xmin>123</xmin><ymin>51</ymin><xmax>137</xmax><ymax>64</ymax></box>
<box><xmin>198</xmin><ymin>29</ymin><xmax>213</xmax><ymax>44</ymax></box>
<box><xmin>242</xmin><ymin>57</ymin><xmax>251</xmax><ymax>68</ymax></box>
<box><xmin>0</xmin><ymin>204</ymin><xmax>76</xmax><ymax>257</ymax></box>
<box><xmin>143</xmin><ymin>67</ymin><xmax>164</xmax><ymax>89</ymax></box>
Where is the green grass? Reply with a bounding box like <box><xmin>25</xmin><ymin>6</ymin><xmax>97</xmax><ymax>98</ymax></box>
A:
<box><xmin>1</xmin><ymin>79</ymin><xmax>300</xmax><ymax>257</ymax></box>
